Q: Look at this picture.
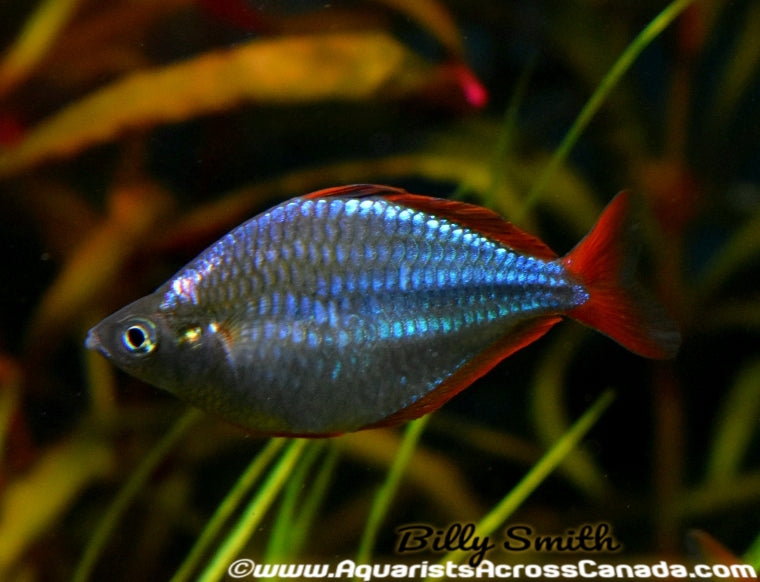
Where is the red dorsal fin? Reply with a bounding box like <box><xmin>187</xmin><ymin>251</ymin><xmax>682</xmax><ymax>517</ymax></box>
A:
<box><xmin>302</xmin><ymin>184</ymin><xmax>408</xmax><ymax>199</ymax></box>
<box><xmin>303</xmin><ymin>184</ymin><xmax>557</xmax><ymax>259</ymax></box>
<box><xmin>365</xmin><ymin>316</ymin><xmax>562</xmax><ymax>430</ymax></box>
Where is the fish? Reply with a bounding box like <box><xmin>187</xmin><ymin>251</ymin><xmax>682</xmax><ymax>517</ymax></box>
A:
<box><xmin>85</xmin><ymin>184</ymin><xmax>680</xmax><ymax>436</ymax></box>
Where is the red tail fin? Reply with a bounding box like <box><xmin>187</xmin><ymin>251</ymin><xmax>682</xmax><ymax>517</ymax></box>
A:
<box><xmin>563</xmin><ymin>191</ymin><xmax>680</xmax><ymax>359</ymax></box>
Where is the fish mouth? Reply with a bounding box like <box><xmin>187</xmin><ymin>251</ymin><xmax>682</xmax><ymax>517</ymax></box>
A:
<box><xmin>85</xmin><ymin>328</ymin><xmax>111</xmax><ymax>357</ymax></box>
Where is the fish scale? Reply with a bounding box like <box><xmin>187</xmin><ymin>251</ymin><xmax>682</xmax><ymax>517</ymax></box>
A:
<box><xmin>85</xmin><ymin>185</ymin><xmax>680</xmax><ymax>436</ymax></box>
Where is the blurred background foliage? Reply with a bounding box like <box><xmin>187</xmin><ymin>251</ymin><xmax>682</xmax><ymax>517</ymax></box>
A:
<box><xmin>1</xmin><ymin>0</ymin><xmax>760</xmax><ymax>580</ymax></box>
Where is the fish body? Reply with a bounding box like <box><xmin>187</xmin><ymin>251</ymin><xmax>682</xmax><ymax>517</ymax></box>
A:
<box><xmin>85</xmin><ymin>185</ymin><xmax>680</xmax><ymax>436</ymax></box>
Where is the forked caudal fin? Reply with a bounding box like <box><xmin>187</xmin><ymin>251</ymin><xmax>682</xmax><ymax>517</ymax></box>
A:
<box><xmin>562</xmin><ymin>191</ymin><xmax>681</xmax><ymax>359</ymax></box>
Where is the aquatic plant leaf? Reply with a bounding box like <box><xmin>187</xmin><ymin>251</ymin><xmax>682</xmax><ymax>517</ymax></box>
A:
<box><xmin>703</xmin><ymin>299</ymin><xmax>760</xmax><ymax>333</ymax></box>
<box><xmin>507</xmin><ymin>152</ymin><xmax>600</xmax><ymax>235</ymax></box>
<box><xmin>378</xmin><ymin>0</ymin><xmax>464</xmax><ymax>57</ymax></box>
<box><xmin>284</xmin><ymin>445</ymin><xmax>339</xmax><ymax>558</ymax></box>
<box><xmin>13</xmin><ymin>179</ymin><xmax>99</xmax><ymax>257</ymax></box>
<box><xmin>41</xmin><ymin>0</ymin><xmax>192</xmax><ymax>87</ymax></box>
<box><xmin>356</xmin><ymin>415</ymin><xmax>430</xmax><ymax>564</ymax></box>
<box><xmin>419</xmin><ymin>120</ymin><xmax>601</xmax><ymax>232</ymax></box>
<box><xmin>708</xmin><ymin>2</ymin><xmax>760</xmax><ymax>131</ymax></box>
<box><xmin>706</xmin><ymin>358</ymin><xmax>760</xmax><ymax>483</ymax></box>
<box><xmin>73</xmin><ymin>410</ymin><xmax>201</xmax><ymax>582</ymax></box>
<box><xmin>264</xmin><ymin>441</ymin><xmax>332</xmax><ymax>563</ymax></box>
<box><xmin>170</xmin><ymin>438</ymin><xmax>288</xmax><ymax>582</ymax></box>
<box><xmin>0</xmin><ymin>435</ymin><xmax>113</xmax><ymax>575</ymax></box>
<box><xmin>25</xmin><ymin>181</ymin><xmax>174</xmax><ymax>357</ymax></box>
<box><xmin>687</xmin><ymin>530</ymin><xmax>742</xmax><ymax>566</ymax></box>
<box><xmin>430</xmin><ymin>415</ymin><xmax>543</xmax><ymax>467</ymax></box>
<box><xmin>337</xmin><ymin>427</ymin><xmax>482</xmax><ymax>518</ymax></box>
<box><xmin>543</xmin><ymin>4</ymin><xmax>648</xmax><ymax>152</ymax></box>
<box><xmin>0</xmin><ymin>0</ymin><xmax>84</xmax><ymax>98</ymax></box>
<box><xmin>527</xmin><ymin>0</ymin><xmax>697</xmax><ymax>208</ymax></box>
<box><xmin>195</xmin><ymin>439</ymin><xmax>308</xmax><ymax>582</ymax></box>
<box><xmin>547</xmin><ymin>3</ymin><xmax>621</xmax><ymax>85</ymax></box>
<box><xmin>157</xmin><ymin>150</ymin><xmax>535</xmax><ymax>253</ymax></box>
<box><xmin>0</xmin><ymin>31</ymin><xmax>434</xmax><ymax>177</ymax></box>
<box><xmin>156</xmin><ymin>124</ymin><xmax>597</xmax><ymax>257</ymax></box>
<box><xmin>745</xmin><ymin>529</ymin><xmax>760</xmax><ymax>570</ymax></box>
<box><xmin>197</xmin><ymin>0</ymin><xmax>271</xmax><ymax>33</ymax></box>
<box><xmin>0</xmin><ymin>113</ymin><xmax>26</xmax><ymax>146</ymax></box>
<box><xmin>678</xmin><ymin>471</ymin><xmax>760</xmax><ymax>517</ymax></box>
<box><xmin>696</xmin><ymin>205</ymin><xmax>760</xmax><ymax>301</ymax></box>
<box><xmin>429</xmin><ymin>390</ymin><xmax>615</xmax><ymax>573</ymax></box>
<box><xmin>483</xmin><ymin>60</ymin><xmax>535</xmax><ymax>206</ymax></box>
<box><xmin>0</xmin><ymin>355</ymin><xmax>22</xmax><ymax>467</ymax></box>
<box><xmin>531</xmin><ymin>325</ymin><xmax>610</xmax><ymax>498</ymax></box>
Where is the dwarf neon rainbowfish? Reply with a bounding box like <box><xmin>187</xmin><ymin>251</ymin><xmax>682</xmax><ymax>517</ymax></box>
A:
<box><xmin>85</xmin><ymin>185</ymin><xmax>680</xmax><ymax>436</ymax></box>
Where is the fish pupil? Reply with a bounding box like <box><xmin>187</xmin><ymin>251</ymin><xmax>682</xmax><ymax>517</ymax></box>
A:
<box><xmin>127</xmin><ymin>327</ymin><xmax>145</xmax><ymax>348</ymax></box>
<box><xmin>123</xmin><ymin>323</ymin><xmax>155</xmax><ymax>354</ymax></box>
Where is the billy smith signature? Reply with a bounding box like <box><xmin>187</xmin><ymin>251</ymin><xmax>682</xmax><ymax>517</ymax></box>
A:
<box><xmin>395</xmin><ymin>522</ymin><xmax>621</xmax><ymax>567</ymax></box>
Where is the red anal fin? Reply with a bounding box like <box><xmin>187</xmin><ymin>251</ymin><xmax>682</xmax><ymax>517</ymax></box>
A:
<box><xmin>365</xmin><ymin>316</ymin><xmax>562</xmax><ymax>430</ymax></box>
<box><xmin>563</xmin><ymin>191</ymin><xmax>681</xmax><ymax>359</ymax></box>
<box><xmin>303</xmin><ymin>184</ymin><xmax>558</xmax><ymax>259</ymax></box>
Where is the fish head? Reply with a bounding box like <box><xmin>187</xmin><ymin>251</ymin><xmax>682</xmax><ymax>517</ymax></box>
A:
<box><xmin>85</xmin><ymin>293</ymin><xmax>232</xmax><ymax>397</ymax></box>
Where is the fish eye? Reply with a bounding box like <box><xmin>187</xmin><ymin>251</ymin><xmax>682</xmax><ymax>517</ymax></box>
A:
<box><xmin>121</xmin><ymin>320</ymin><xmax>157</xmax><ymax>355</ymax></box>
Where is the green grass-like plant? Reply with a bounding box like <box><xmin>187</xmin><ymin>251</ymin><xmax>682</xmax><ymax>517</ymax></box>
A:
<box><xmin>1</xmin><ymin>0</ymin><xmax>759</xmax><ymax>580</ymax></box>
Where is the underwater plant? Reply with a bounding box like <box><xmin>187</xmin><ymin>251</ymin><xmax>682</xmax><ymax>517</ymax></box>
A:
<box><xmin>1</xmin><ymin>1</ymin><xmax>759</xmax><ymax>580</ymax></box>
